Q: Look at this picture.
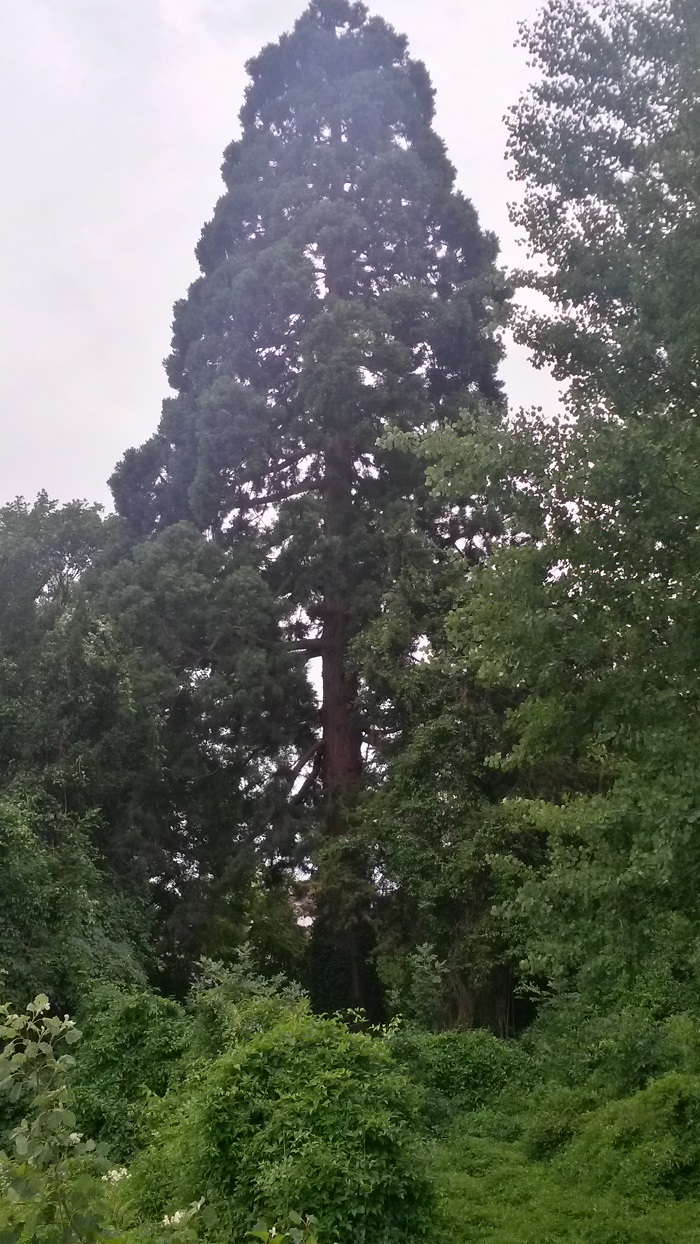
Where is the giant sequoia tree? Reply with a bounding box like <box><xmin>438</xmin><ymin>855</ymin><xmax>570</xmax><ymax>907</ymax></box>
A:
<box><xmin>111</xmin><ymin>0</ymin><xmax>505</xmax><ymax>1003</ymax></box>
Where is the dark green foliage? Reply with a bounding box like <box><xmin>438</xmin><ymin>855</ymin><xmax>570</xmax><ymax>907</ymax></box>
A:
<box><xmin>92</xmin><ymin>521</ymin><xmax>314</xmax><ymax>988</ymax></box>
<box><xmin>0</xmin><ymin>492</ymin><xmax>313</xmax><ymax>986</ymax></box>
<box><xmin>0</xmin><ymin>496</ymin><xmax>151</xmax><ymax>843</ymax></box>
<box><xmin>109</xmin><ymin>0</ymin><xmax>507</xmax><ymax>1006</ymax></box>
<box><xmin>521</xmin><ymin>987</ymin><xmax>700</xmax><ymax>1104</ymax></box>
<box><xmin>71</xmin><ymin>987</ymin><xmax>186</xmax><ymax>1161</ymax></box>
<box><xmin>367</xmin><ymin>774</ymin><xmax>539</xmax><ymax>1032</ymax></box>
<box><xmin>0</xmin><ymin>493</ymin><xmax>104</xmax><ymax>641</ymax></box>
<box><xmin>433</xmin><ymin>365</ymin><xmax>700</xmax><ymax>1016</ymax></box>
<box><xmin>306</xmin><ymin>889</ymin><xmax>384</xmax><ymax>1020</ymax></box>
<box><xmin>400</xmin><ymin>0</ymin><xmax>700</xmax><ymax>1028</ymax></box>
<box><xmin>0</xmin><ymin>791</ymin><xmax>146</xmax><ymax>1013</ymax></box>
<box><xmin>111</xmin><ymin>2</ymin><xmax>504</xmax><ymax>539</ymax></box>
<box><xmin>352</xmin><ymin>548</ymin><xmax>530</xmax><ymax>1031</ymax></box>
<box><xmin>390</xmin><ymin>1026</ymin><xmax>527</xmax><ymax>1123</ymax></box>
<box><xmin>6</xmin><ymin>0</ymin><xmax>700</xmax><ymax>1235</ymax></box>
<box><xmin>0</xmin><ymin>496</ymin><xmax>164</xmax><ymax>981</ymax></box>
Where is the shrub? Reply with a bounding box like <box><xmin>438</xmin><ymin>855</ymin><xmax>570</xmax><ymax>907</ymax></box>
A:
<box><xmin>522</xmin><ymin>982</ymin><xmax>700</xmax><ymax>1101</ymax></box>
<box><xmin>561</xmin><ymin>1073</ymin><xmax>700</xmax><ymax>1203</ymax></box>
<box><xmin>0</xmin><ymin>994</ymin><xmax>116</xmax><ymax>1244</ymax></box>
<box><xmin>128</xmin><ymin>996</ymin><xmax>434</xmax><ymax>1244</ymax></box>
<box><xmin>183</xmin><ymin>953</ymin><xmax>304</xmax><ymax>1062</ymax></box>
<box><xmin>71</xmin><ymin>985</ymin><xmax>186</xmax><ymax>1160</ymax></box>
<box><xmin>433</xmin><ymin>1119</ymin><xmax>700</xmax><ymax>1244</ymax></box>
<box><xmin>391</xmin><ymin>1026</ymin><xmax>528</xmax><ymax>1123</ymax></box>
<box><xmin>521</xmin><ymin>1086</ymin><xmax>599</xmax><ymax>1160</ymax></box>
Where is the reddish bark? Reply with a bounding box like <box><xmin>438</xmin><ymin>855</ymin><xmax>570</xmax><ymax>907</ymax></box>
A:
<box><xmin>320</xmin><ymin>431</ymin><xmax>362</xmax><ymax>800</ymax></box>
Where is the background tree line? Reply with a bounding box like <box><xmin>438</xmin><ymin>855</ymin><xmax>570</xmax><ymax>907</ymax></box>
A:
<box><xmin>1</xmin><ymin>0</ymin><xmax>699</xmax><ymax>1052</ymax></box>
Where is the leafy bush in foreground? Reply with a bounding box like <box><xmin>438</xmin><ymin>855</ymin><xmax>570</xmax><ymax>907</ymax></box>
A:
<box><xmin>127</xmin><ymin>993</ymin><xmax>434</xmax><ymax>1244</ymax></box>
<box><xmin>0</xmin><ymin>995</ymin><xmax>115</xmax><ymax>1244</ymax></box>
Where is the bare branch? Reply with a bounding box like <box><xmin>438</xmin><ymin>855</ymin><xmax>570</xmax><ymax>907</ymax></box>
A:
<box><xmin>284</xmin><ymin>738</ymin><xmax>323</xmax><ymax>786</ymax></box>
<box><xmin>233</xmin><ymin>480</ymin><xmax>320</xmax><ymax>511</ymax></box>
<box><xmin>291</xmin><ymin>744</ymin><xmax>324</xmax><ymax>804</ymax></box>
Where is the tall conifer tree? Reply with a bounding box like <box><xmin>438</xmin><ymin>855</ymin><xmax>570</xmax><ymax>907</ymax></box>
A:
<box><xmin>112</xmin><ymin>0</ymin><xmax>505</xmax><ymax>1006</ymax></box>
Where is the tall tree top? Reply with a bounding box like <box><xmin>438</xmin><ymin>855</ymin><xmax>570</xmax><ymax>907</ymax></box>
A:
<box><xmin>111</xmin><ymin>0</ymin><xmax>504</xmax><ymax>536</ymax></box>
<box><xmin>240</xmin><ymin>0</ymin><xmax>434</xmax><ymax>132</ymax></box>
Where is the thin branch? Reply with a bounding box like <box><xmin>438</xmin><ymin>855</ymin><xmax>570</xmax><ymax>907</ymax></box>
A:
<box><xmin>283</xmin><ymin>738</ymin><xmax>323</xmax><ymax>787</ymax></box>
<box><xmin>264</xmin><ymin>449</ymin><xmax>312</xmax><ymax>476</ymax></box>
<box><xmin>233</xmin><ymin>480</ymin><xmax>319</xmax><ymax>511</ymax></box>
<box><xmin>289</xmin><ymin>637</ymin><xmax>326</xmax><ymax>656</ymax></box>
<box><xmin>291</xmin><ymin>744</ymin><xmax>324</xmax><ymax>804</ymax></box>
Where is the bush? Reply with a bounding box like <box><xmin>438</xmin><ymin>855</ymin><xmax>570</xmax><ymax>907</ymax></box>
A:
<box><xmin>522</xmin><ymin>979</ymin><xmax>700</xmax><ymax>1101</ymax></box>
<box><xmin>390</xmin><ymin>1026</ymin><xmax>528</xmax><ymax>1123</ymax></box>
<box><xmin>71</xmin><ymin>985</ymin><xmax>186</xmax><ymax>1160</ymax></box>
<box><xmin>0</xmin><ymin>995</ymin><xmax>117</xmax><ymax>1244</ymax></box>
<box><xmin>561</xmin><ymin>1073</ymin><xmax>700</xmax><ymax>1203</ymax></box>
<box><xmin>127</xmin><ymin>995</ymin><xmax>434</xmax><ymax>1244</ymax></box>
<box><xmin>183</xmin><ymin>953</ymin><xmax>305</xmax><ymax>1061</ymax></box>
<box><xmin>521</xmin><ymin>1085</ymin><xmax>599</xmax><ymax>1160</ymax></box>
<box><xmin>433</xmin><ymin>1121</ymin><xmax>700</xmax><ymax>1244</ymax></box>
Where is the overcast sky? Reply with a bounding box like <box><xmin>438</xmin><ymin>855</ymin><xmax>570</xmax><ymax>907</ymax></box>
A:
<box><xmin>1</xmin><ymin>0</ymin><xmax>559</xmax><ymax>508</ymax></box>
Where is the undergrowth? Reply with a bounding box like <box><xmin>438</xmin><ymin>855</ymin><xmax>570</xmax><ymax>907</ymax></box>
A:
<box><xmin>433</xmin><ymin>1124</ymin><xmax>700</xmax><ymax>1243</ymax></box>
<box><xmin>431</xmin><ymin>1065</ymin><xmax>700</xmax><ymax>1242</ymax></box>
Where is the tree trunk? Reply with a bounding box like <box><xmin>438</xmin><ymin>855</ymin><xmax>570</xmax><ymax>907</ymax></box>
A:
<box><xmin>320</xmin><ymin>430</ymin><xmax>362</xmax><ymax>798</ymax></box>
<box><xmin>321</xmin><ymin>601</ymin><xmax>362</xmax><ymax>795</ymax></box>
<box><xmin>310</xmin><ymin>429</ymin><xmax>382</xmax><ymax>1018</ymax></box>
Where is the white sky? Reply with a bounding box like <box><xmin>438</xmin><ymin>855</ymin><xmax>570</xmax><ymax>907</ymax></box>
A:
<box><xmin>0</xmin><ymin>0</ymin><xmax>559</xmax><ymax>508</ymax></box>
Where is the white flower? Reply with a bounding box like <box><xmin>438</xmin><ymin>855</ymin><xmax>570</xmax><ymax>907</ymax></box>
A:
<box><xmin>161</xmin><ymin>1199</ymin><xmax>205</xmax><ymax>1228</ymax></box>
<box><xmin>102</xmin><ymin>1167</ymin><xmax>129</xmax><ymax>1184</ymax></box>
<box><xmin>67</xmin><ymin>1132</ymin><xmax>83</xmax><ymax>1145</ymax></box>
<box><xmin>162</xmin><ymin>1211</ymin><xmax>185</xmax><ymax>1227</ymax></box>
